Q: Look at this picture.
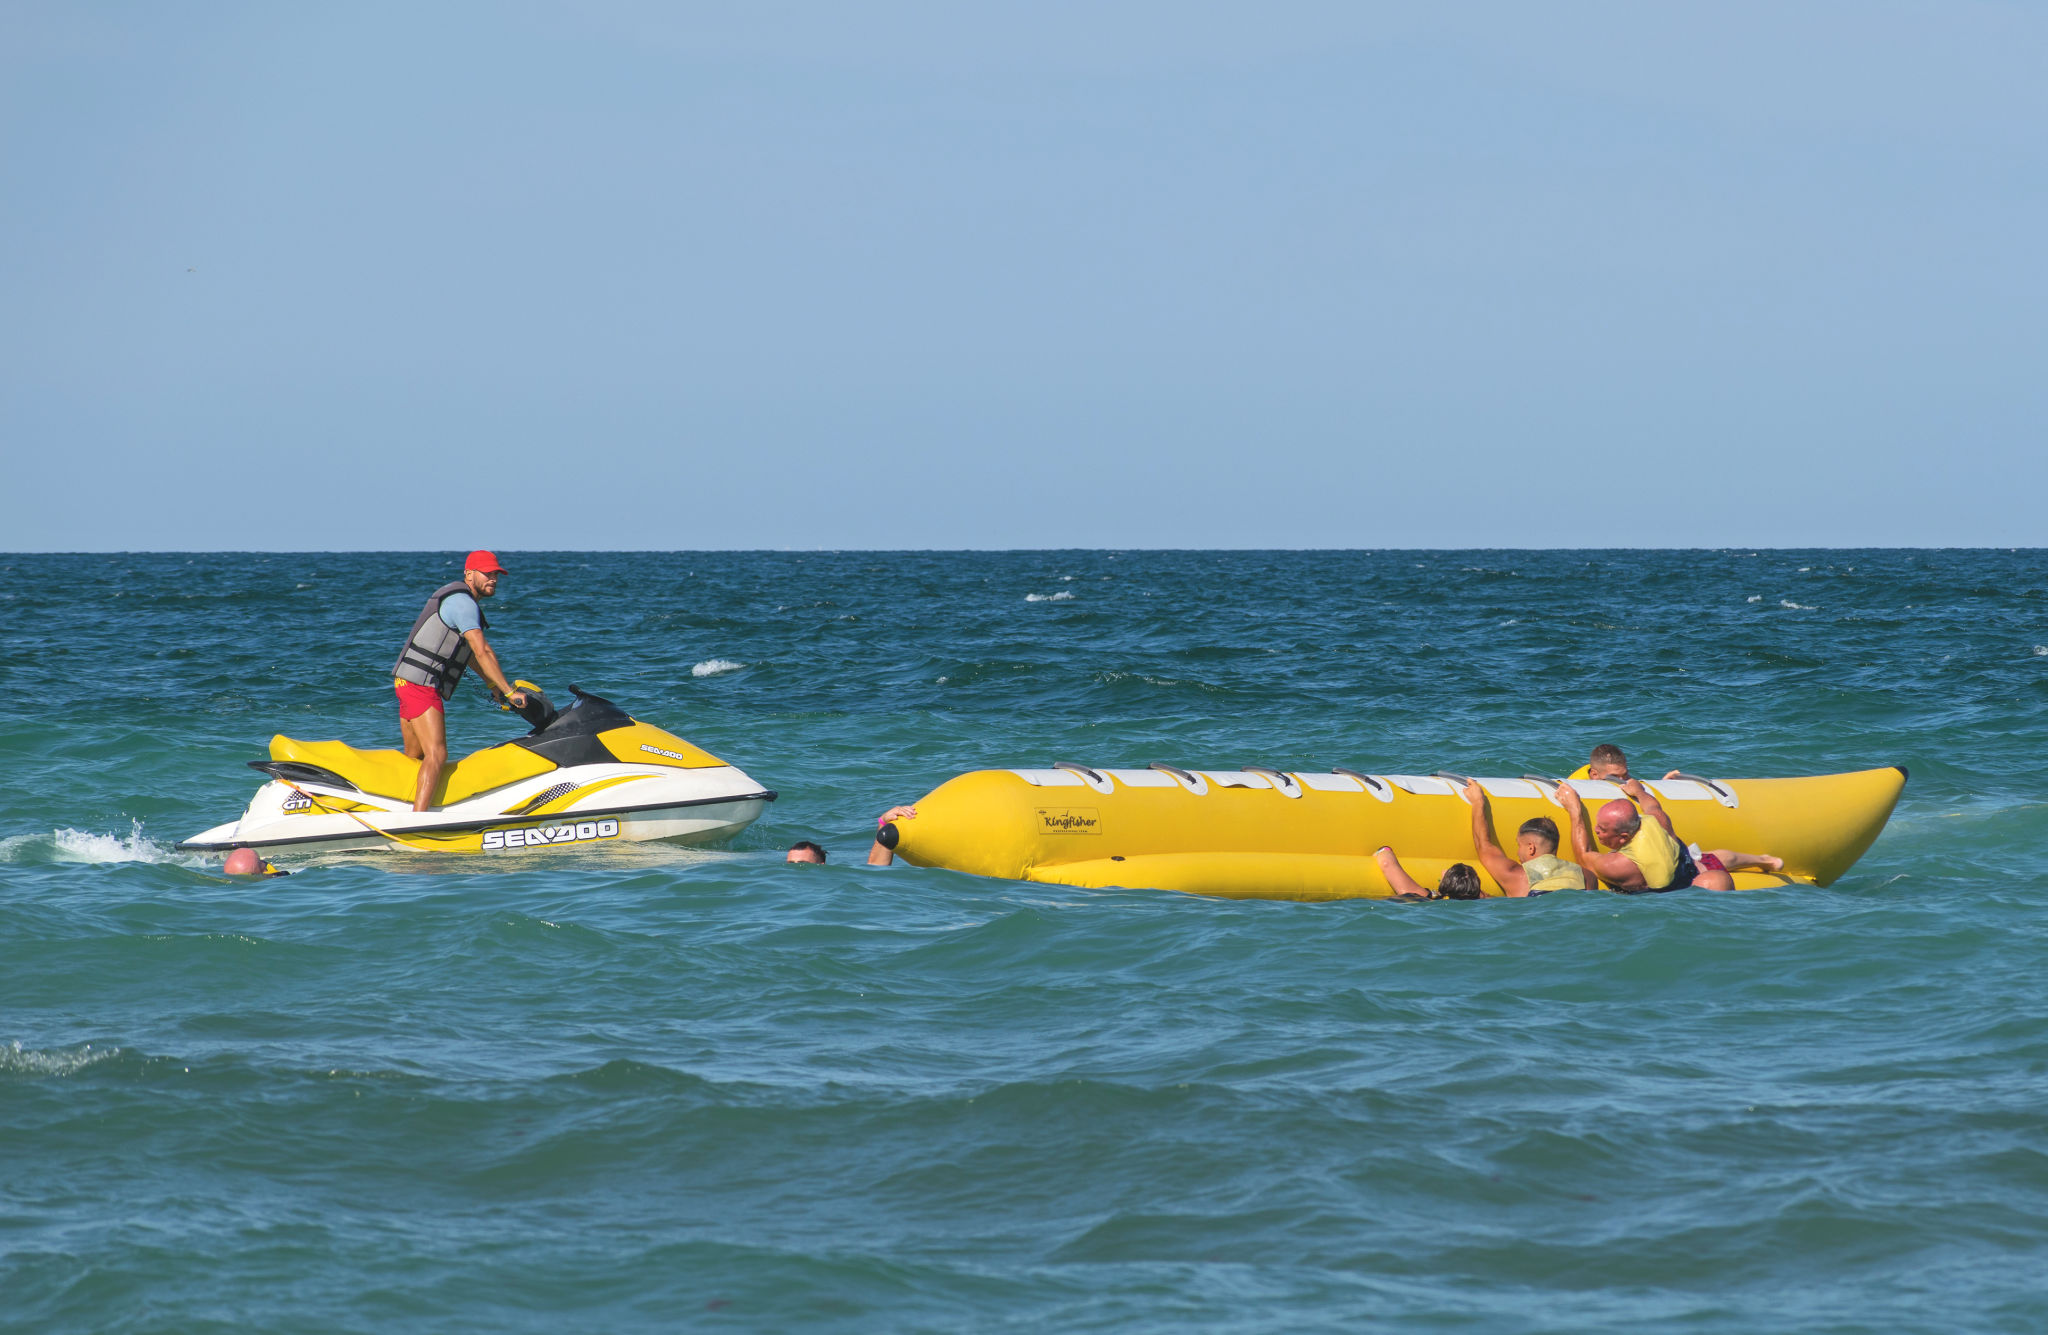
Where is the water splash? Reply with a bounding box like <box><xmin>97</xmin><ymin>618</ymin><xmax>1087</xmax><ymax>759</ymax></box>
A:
<box><xmin>0</xmin><ymin>819</ymin><xmax>200</xmax><ymax>866</ymax></box>
<box><xmin>1</xmin><ymin>1040</ymin><xmax>121</xmax><ymax>1077</ymax></box>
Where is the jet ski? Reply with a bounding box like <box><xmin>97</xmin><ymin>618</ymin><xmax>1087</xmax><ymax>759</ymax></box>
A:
<box><xmin>179</xmin><ymin>686</ymin><xmax>775</xmax><ymax>857</ymax></box>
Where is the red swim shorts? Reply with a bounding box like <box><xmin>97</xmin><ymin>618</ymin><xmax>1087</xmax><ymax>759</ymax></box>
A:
<box><xmin>395</xmin><ymin>680</ymin><xmax>445</xmax><ymax>720</ymax></box>
<box><xmin>1697</xmin><ymin>852</ymin><xmax>1727</xmax><ymax>873</ymax></box>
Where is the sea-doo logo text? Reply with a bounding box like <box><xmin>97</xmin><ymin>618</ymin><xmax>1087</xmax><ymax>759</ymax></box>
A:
<box><xmin>640</xmin><ymin>744</ymin><xmax>691</xmax><ymax>761</ymax></box>
<box><xmin>1035</xmin><ymin>806</ymin><xmax>1101</xmax><ymax>834</ymax></box>
<box><xmin>483</xmin><ymin>819</ymin><xmax>620</xmax><ymax>851</ymax></box>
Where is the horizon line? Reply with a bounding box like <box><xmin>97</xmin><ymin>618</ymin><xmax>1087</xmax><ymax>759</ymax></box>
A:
<box><xmin>3</xmin><ymin>545</ymin><xmax>2043</xmax><ymax>557</ymax></box>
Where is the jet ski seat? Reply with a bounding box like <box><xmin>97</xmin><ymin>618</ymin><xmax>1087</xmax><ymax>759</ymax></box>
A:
<box><xmin>269</xmin><ymin>736</ymin><xmax>557</xmax><ymax>806</ymax></box>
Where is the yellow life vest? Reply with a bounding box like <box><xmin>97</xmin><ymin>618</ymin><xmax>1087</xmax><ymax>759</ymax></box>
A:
<box><xmin>1616</xmin><ymin>816</ymin><xmax>1684</xmax><ymax>890</ymax></box>
<box><xmin>1521</xmin><ymin>854</ymin><xmax>1586</xmax><ymax>893</ymax></box>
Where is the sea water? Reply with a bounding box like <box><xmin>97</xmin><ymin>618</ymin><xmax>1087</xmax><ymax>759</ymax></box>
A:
<box><xmin>2</xmin><ymin>550</ymin><xmax>2044</xmax><ymax>1332</ymax></box>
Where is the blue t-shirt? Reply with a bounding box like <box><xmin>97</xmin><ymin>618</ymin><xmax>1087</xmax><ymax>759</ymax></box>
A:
<box><xmin>439</xmin><ymin>591</ymin><xmax>482</xmax><ymax>636</ymax></box>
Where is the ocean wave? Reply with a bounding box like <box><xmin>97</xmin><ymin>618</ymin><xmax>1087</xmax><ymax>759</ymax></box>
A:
<box><xmin>691</xmin><ymin>659</ymin><xmax>745</xmax><ymax>677</ymax></box>
<box><xmin>1</xmin><ymin>1040</ymin><xmax>120</xmax><ymax>1077</ymax></box>
<box><xmin>0</xmin><ymin>820</ymin><xmax>199</xmax><ymax>866</ymax></box>
<box><xmin>2034</xmin><ymin>646</ymin><xmax>2047</xmax><ymax>656</ymax></box>
<box><xmin>1025</xmin><ymin>591</ymin><xmax>1075</xmax><ymax>602</ymax></box>
<box><xmin>1095</xmin><ymin>670</ymin><xmax>1229</xmax><ymax>694</ymax></box>
<box><xmin>1780</xmin><ymin>600</ymin><xmax>1816</xmax><ymax>610</ymax></box>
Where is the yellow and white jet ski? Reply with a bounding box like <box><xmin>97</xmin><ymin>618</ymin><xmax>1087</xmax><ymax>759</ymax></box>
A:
<box><xmin>180</xmin><ymin>687</ymin><xmax>774</xmax><ymax>857</ymax></box>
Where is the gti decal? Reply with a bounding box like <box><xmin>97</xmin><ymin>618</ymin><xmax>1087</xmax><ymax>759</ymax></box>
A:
<box><xmin>483</xmin><ymin>819</ymin><xmax>621</xmax><ymax>851</ymax></box>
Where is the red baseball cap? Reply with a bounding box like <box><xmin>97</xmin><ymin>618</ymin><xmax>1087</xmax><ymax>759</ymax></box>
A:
<box><xmin>465</xmin><ymin>549</ymin><xmax>507</xmax><ymax>574</ymax></box>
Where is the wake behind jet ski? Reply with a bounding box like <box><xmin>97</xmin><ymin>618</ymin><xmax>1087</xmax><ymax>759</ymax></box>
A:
<box><xmin>180</xmin><ymin>686</ymin><xmax>775</xmax><ymax>857</ymax></box>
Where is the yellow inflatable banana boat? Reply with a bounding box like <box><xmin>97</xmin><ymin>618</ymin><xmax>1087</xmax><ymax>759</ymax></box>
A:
<box><xmin>883</xmin><ymin>764</ymin><xmax>1907</xmax><ymax>899</ymax></box>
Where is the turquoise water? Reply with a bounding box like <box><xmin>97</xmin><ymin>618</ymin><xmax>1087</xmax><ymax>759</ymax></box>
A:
<box><xmin>3</xmin><ymin>550</ymin><xmax>2045</xmax><ymax>1332</ymax></box>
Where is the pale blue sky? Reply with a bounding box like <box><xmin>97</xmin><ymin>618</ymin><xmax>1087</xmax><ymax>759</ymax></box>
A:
<box><xmin>3</xmin><ymin>2</ymin><xmax>2044</xmax><ymax>549</ymax></box>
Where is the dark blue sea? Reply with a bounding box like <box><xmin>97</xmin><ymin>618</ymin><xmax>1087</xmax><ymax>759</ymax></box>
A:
<box><xmin>3</xmin><ymin>550</ymin><xmax>2045</xmax><ymax>1332</ymax></box>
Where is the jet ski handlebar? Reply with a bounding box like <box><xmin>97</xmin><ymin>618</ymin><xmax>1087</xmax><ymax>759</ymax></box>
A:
<box><xmin>498</xmin><ymin>681</ymin><xmax>559</xmax><ymax>732</ymax></box>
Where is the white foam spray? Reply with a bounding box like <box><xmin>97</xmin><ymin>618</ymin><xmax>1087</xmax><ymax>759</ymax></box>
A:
<box><xmin>0</xmin><ymin>820</ymin><xmax>199</xmax><ymax>866</ymax></box>
<box><xmin>1</xmin><ymin>1041</ymin><xmax>120</xmax><ymax>1076</ymax></box>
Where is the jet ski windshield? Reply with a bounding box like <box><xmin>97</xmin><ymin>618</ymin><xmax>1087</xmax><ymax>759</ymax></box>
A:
<box><xmin>513</xmin><ymin>686</ymin><xmax>639</xmax><ymax>767</ymax></box>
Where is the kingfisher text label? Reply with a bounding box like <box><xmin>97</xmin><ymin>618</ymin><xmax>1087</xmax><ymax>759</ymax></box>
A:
<box><xmin>1035</xmin><ymin>807</ymin><xmax>1101</xmax><ymax>835</ymax></box>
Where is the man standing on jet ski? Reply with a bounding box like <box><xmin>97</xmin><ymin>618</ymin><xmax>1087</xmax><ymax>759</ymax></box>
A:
<box><xmin>393</xmin><ymin>551</ymin><xmax>529</xmax><ymax>812</ymax></box>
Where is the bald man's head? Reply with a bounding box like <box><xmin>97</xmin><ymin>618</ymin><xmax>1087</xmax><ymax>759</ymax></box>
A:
<box><xmin>1595</xmin><ymin>799</ymin><xmax>1643</xmax><ymax>850</ymax></box>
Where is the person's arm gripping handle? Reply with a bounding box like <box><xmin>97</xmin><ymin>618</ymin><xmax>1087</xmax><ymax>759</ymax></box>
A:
<box><xmin>1464</xmin><ymin>780</ymin><xmax>1528</xmax><ymax>896</ymax></box>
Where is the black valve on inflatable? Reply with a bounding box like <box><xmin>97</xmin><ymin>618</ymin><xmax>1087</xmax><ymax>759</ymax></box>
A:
<box><xmin>876</xmin><ymin>822</ymin><xmax>901</xmax><ymax>850</ymax></box>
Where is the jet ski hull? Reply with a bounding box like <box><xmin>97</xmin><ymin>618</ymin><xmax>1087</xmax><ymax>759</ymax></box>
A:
<box><xmin>180</xmin><ymin>689</ymin><xmax>775</xmax><ymax>858</ymax></box>
<box><xmin>180</xmin><ymin>785</ymin><xmax>773</xmax><ymax>856</ymax></box>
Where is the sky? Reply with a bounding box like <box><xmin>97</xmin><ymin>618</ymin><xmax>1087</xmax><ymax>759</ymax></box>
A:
<box><xmin>3</xmin><ymin>1</ymin><xmax>2044</xmax><ymax>550</ymax></box>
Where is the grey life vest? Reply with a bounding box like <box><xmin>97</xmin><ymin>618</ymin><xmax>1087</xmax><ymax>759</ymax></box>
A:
<box><xmin>393</xmin><ymin>580</ymin><xmax>489</xmax><ymax>700</ymax></box>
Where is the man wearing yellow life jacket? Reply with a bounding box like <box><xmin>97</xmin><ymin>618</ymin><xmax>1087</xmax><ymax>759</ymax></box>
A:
<box><xmin>1461</xmin><ymin>780</ymin><xmax>1596</xmax><ymax>895</ymax></box>
<box><xmin>1557</xmin><ymin>778</ymin><xmax>1736</xmax><ymax>892</ymax></box>
<box><xmin>392</xmin><ymin>551</ymin><xmax>529</xmax><ymax>812</ymax></box>
<box><xmin>1568</xmin><ymin>744</ymin><xmax>1787</xmax><ymax>884</ymax></box>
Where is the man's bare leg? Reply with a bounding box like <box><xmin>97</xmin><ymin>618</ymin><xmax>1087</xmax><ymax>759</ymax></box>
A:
<box><xmin>410</xmin><ymin>707</ymin><xmax>447</xmax><ymax>812</ymax></box>
<box><xmin>1707</xmin><ymin>850</ymin><xmax>1784</xmax><ymax>875</ymax></box>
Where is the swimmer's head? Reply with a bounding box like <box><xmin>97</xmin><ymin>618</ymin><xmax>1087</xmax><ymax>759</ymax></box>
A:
<box><xmin>1588</xmin><ymin>743</ymin><xmax>1629</xmax><ymax>782</ymax></box>
<box><xmin>1516</xmin><ymin>816</ymin><xmax>1560</xmax><ymax>859</ymax></box>
<box><xmin>1438</xmin><ymin>863</ymin><xmax>1483</xmax><ymax>900</ymax></box>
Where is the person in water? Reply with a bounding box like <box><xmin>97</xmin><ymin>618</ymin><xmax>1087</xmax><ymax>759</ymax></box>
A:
<box><xmin>1372</xmin><ymin>847</ymin><xmax>1484</xmax><ymax>900</ymax></box>
<box><xmin>786</xmin><ymin>840</ymin><xmax>828</xmax><ymax>864</ymax></box>
<box><xmin>223</xmin><ymin>848</ymin><xmax>287</xmax><ymax>877</ymax></box>
<box><xmin>1576</xmin><ymin>746</ymin><xmax>1786</xmax><ymax>883</ymax></box>
<box><xmin>393</xmin><ymin>551</ymin><xmax>529</xmax><ymax>813</ymax></box>
<box><xmin>866</xmin><ymin>806</ymin><xmax>918</xmax><ymax>865</ymax></box>
<box><xmin>1460</xmin><ymin>780</ymin><xmax>1594</xmax><ymax>894</ymax></box>
<box><xmin>1585</xmin><ymin>742</ymin><xmax>1679</xmax><ymax>783</ymax></box>
<box><xmin>1556</xmin><ymin>780</ymin><xmax>1716</xmax><ymax>891</ymax></box>
<box><xmin>1555</xmin><ymin>779</ymin><xmax>1778</xmax><ymax>892</ymax></box>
